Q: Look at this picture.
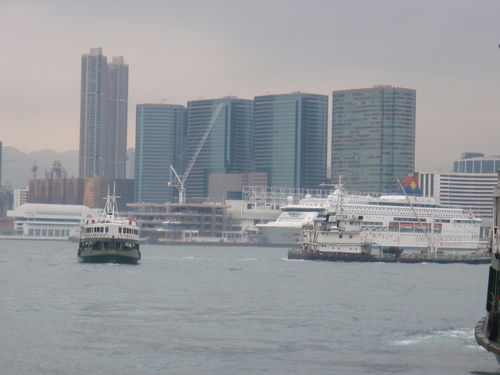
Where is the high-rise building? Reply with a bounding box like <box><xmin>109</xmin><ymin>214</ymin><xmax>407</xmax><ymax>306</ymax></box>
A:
<box><xmin>135</xmin><ymin>104</ymin><xmax>187</xmax><ymax>203</ymax></box>
<box><xmin>331</xmin><ymin>85</ymin><xmax>416</xmax><ymax>194</ymax></box>
<box><xmin>105</xmin><ymin>56</ymin><xmax>129</xmax><ymax>179</ymax></box>
<box><xmin>79</xmin><ymin>48</ymin><xmax>128</xmax><ymax>179</ymax></box>
<box><xmin>13</xmin><ymin>187</ymin><xmax>29</xmax><ymax>210</ymax></box>
<box><xmin>126</xmin><ymin>148</ymin><xmax>135</xmax><ymax>179</ymax></box>
<box><xmin>79</xmin><ymin>48</ymin><xmax>108</xmax><ymax>178</ymax></box>
<box><xmin>184</xmin><ymin>97</ymin><xmax>254</xmax><ymax>199</ymax></box>
<box><xmin>253</xmin><ymin>92</ymin><xmax>328</xmax><ymax>189</ymax></box>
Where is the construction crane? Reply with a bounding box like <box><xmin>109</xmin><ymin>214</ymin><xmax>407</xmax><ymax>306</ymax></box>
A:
<box><xmin>31</xmin><ymin>161</ymin><xmax>38</xmax><ymax>180</ymax></box>
<box><xmin>168</xmin><ymin>103</ymin><xmax>224</xmax><ymax>204</ymax></box>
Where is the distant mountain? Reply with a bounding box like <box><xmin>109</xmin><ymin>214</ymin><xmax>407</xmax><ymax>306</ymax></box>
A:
<box><xmin>2</xmin><ymin>147</ymin><xmax>78</xmax><ymax>188</ymax></box>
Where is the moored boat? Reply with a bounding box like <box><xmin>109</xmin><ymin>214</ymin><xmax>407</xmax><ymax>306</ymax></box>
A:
<box><xmin>78</xmin><ymin>188</ymin><xmax>141</xmax><ymax>264</ymax></box>
<box><xmin>288</xmin><ymin>182</ymin><xmax>490</xmax><ymax>264</ymax></box>
<box><xmin>288</xmin><ymin>185</ymin><xmax>397</xmax><ymax>262</ymax></box>
<box><xmin>261</xmin><ymin>174</ymin><xmax>484</xmax><ymax>252</ymax></box>
<box><xmin>288</xmin><ymin>212</ymin><xmax>393</xmax><ymax>262</ymax></box>
<box><xmin>475</xmin><ymin>171</ymin><xmax>500</xmax><ymax>362</ymax></box>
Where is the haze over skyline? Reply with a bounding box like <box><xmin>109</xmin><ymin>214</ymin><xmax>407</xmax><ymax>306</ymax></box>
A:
<box><xmin>2</xmin><ymin>0</ymin><xmax>500</xmax><ymax>172</ymax></box>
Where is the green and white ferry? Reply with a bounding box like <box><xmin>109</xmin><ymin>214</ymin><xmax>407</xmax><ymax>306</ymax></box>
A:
<box><xmin>78</xmin><ymin>189</ymin><xmax>141</xmax><ymax>264</ymax></box>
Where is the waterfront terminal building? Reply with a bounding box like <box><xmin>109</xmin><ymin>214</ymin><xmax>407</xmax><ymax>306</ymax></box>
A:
<box><xmin>6</xmin><ymin>204</ymin><xmax>98</xmax><ymax>240</ymax></box>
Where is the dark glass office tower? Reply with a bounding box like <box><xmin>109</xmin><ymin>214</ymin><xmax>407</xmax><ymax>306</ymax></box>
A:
<box><xmin>253</xmin><ymin>93</ymin><xmax>328</xmax><ymax>189</ymax></box>
<box><xmin>331</xmin><ymin>85</ymin><xmax>416</xmax><ymax>194</ymax></box>
<box><xmin>135</xmin><ymin>104</ymin><xmax>187</xmax><ymax>203</ymax></box>
<box><xmin>184</xmin><ymin>97</ymin><xmax>253</xmax><ymax>199</ymax></box>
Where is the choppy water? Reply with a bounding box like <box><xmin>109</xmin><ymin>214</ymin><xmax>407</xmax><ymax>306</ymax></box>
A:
<box><xmin>0</xmin><ymin>240</ymin><xmax>498</xmax><ymax>374</ymax></box>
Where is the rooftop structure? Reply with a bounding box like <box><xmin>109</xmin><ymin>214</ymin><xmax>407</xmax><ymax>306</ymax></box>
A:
<box><xmin>454</xmin><ymin>153</ymin><xmax>500</xmax><ymax>174</ymax></box>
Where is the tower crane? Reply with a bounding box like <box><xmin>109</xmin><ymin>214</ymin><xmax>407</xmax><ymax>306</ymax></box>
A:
<box><xmin>168</xmin><ymin>103</ymin><xmax>224</xmax><ymax>204</ymax></box>
<box><xmin>31</xmin><ymin>162</ymin><xmax>38</xmax><ymax>180</ymax></box>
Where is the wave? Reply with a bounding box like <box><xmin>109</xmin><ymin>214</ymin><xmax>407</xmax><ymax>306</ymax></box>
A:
<box><xmin>390</xmin><ymin>328</ymin><xmax>473</xmax><ymax>347</ymax></box>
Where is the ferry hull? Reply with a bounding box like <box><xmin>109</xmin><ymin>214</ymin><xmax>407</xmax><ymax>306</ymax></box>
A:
<box><xmin>288</xmin><ymin>248</ymin><xmax>393</xmax><ymax>262</ymax></box>
<box><xmin>78</xmin><ymin>248</ymin><xmax>140</xmax><ymax>264</ymax></box>
<box><xmin>476</xmin><ymin>316</ymin><xmax>500</xmax><ymax>365</ymax></box>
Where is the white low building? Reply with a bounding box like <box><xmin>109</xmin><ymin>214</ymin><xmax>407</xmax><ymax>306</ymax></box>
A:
<box><xmin>7</xmin><ymin>204</ymin><xmax>98</xmax><ymax>240</ymax></box>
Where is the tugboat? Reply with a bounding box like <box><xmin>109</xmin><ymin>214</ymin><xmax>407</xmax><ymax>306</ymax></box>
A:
<box><xmin>288</xmin><ymin>184</ymin><xmax>395</xmax><ymax>262</ymax></box>
<box><xmin>475</xmin><ymin>170</ymin><xmax>500</xmax><ymax>362</ymax></box>
<box><xmin>288</xmin><ymin>212</ymin><xmax>385</xmax><ymax>261</ymax></box>
<box><xmin>78</xmin><ymin>187</ymin><xmax>141</xmax><ymax>264</ymax></box>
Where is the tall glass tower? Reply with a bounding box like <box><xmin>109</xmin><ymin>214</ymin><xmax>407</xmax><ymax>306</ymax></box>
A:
<box><xmin>135</xmin><ymin>104</ymin><xmax>187</xmax><ymax>203</ymax></box>
<box><xmin>331</xmin><ymin>85</ymin><xmax>416</xmax><ymax>194</ymax></box>
<box><xmin>184</xmin><ymin>97</ymin><xmax>253</xmax><ymax>199</ymax></box>
<box><xmin>79</xmin><ymin>48</ymin><xmax>108</xmax><ymax>178</ymax></box>
<box><xmin>253</xmin><ymin>92</ymin><xmax>328</xmax><ymax>189</ymax></box>
<box><xmin>79</xmin><ymin>48</ymin><xmax>129</xmax><ymax>179</ymax></box>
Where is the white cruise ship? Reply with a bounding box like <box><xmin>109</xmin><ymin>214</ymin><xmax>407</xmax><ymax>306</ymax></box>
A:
<box><xmin>257</xmin><ymin>175</ymin><xmax>483</xmax><ymax>252</ymax></box>
<box><xmin>255</xmin><ymin>194</ymin><xmax>337</xmax><ymax>245</ymax></box>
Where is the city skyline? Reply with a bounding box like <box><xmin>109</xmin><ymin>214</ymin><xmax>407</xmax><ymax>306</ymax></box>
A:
<box><xmin>2</xmin><ymin>1</ymin><xmax>500</xmax><ymax>173</ymax></box>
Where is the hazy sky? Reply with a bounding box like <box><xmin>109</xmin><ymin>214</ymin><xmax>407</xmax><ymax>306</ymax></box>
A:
<box><xmin>2</xmin><ymin>0</ymin><xmax>500</xmax><ymax>172</ymax></box>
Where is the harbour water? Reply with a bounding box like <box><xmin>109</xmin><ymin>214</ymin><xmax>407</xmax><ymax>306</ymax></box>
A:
<box><xmin>0</xmin><ymin>240</ymin><xmax>497</xmax><ymax>374</ymax></box>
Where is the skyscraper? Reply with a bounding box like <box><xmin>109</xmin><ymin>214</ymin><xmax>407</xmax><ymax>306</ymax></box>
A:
<box><xmin>253</xmin><ymin>92</ymin><xmax>328</xmax><ymax>189</ymax></box>
<box><xmin>79</xmin><ymin>48</ymin><xmax>107</xmax><ymax>178</ymax></box>
<box><xmin>105</xmin><ymin>56</ymin><xmax>129</xmax><ymax>179</ymax></box>
<box><xmin>79</xmin><ymin>48</ymin><xmax>129</xmax><ymax>179</ymax></box>
<box><xmin>184</xmin><ymin>97</ymin><xmax>253</xmax><ymax>199</ymax></box>
<box><xmin>331</xmin><ymin>85</ymin><xmax>416</xmax><ymax>194</ymax></box>
<box><xmin>135</xmin><ymin>104</ymin><xmax>187</xmax><ymax>203</ymax></box>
